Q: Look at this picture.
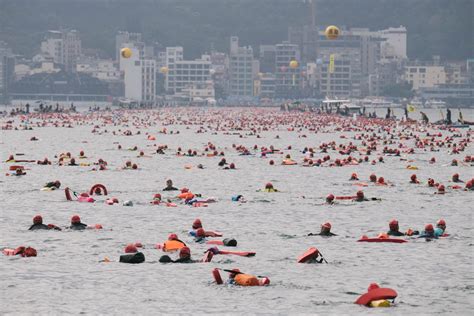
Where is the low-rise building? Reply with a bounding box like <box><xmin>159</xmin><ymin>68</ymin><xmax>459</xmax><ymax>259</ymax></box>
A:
<box><xmin>404</xmin><ymin>65</ymin><xmax>446</xmax><ymax>90</ymax></box>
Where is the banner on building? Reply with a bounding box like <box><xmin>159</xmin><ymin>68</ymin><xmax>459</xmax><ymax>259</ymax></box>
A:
<box><xmin>329</xmin><ymin>54</ymin><xmax>335</xmax><ymax>74</ymax></box>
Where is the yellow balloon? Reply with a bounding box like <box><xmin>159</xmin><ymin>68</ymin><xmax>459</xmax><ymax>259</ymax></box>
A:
<box><xmin>325</xmin><ymin>25</ymin><xmax>340</xmax><ymax>40</ymax></box>
<box><xmin>121</xmin><ymin>47</ymin><xmax>132</xmax><ymax>59</ymax></box>
<box><xmin>160</xmin><ymin>66</ymin><xmax>168</xmax><ymax>74</ymax></box>
<box><xmin>289</xmin><ymin>60</ymin><xmax>299</xmax><ymax>69</ymax></box>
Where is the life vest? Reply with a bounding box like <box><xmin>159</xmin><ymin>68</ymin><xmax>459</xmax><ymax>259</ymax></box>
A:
<box><xmin>234</xmin><ymin>274</ymin><xmax>260</xmax><ymax>286</ymax></box>
<box><xmin>178</xmin><ymin>192</ymin><xmax>194</xmax><ymax>200</ymax></box>
<box><xmin>163</xmin><ymin>240</ymin><xmax>186</xmax><ymax>252</ymax></box>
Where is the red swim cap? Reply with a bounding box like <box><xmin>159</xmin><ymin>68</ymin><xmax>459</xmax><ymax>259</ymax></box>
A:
<box><xmin>351</xmin><ymin>173</ymin><xmax>358</xmax><ymax>179</ymax></box>
<box><xmin>265</xmin><ymin>182</ymin><xmax>273</xmax><ymax>189</ymax></box>
<box><xmin>153</xmin><ymin>193</ymin><xmax>161</xmax><ymax>200</ymax></box>
<box><xmin>466</xmin><ymin>180</ymin><xmax>473</xmax><ymax>189</ymax></box>
<box><xmin>369</xmin><ymin>174</ymin><xmax>377</xmax><ymax>182</ymax></box>
<box><xmin>269</xmin><ymin>160</ymin><xmax>274</xmax><ymax>165</ymax></box>
<box><xmin>179</xmin><ymin>246</ymin><xmax>191</xmax><ymax>259</ymax></box>
<box><xmin>411</xmin><ymin>174</ymin><xmax>417</xmax><ymax>181</ymax></box>
<box><xmin>356</xmin><ymin>190</ymin><xmax>364</xmax><ymax>198</ymax></box>
<box><xmin>71</xmin><ymin>215</ymin><xmax>81</xmax><ymax>224</ymax></box>
<box><xmin>168</xmin><ymin>233</ymin><xmax>178</xmax><ymax>240</ymax></box>
<box><xmin>425</xmin><ymin>224</ymin><xmax>434</xmax><ymax>232</ymax></box>
<box><xmin>196</xmin><ymin>228</ymin><xmax>205</xmax><ymax>237</ymax></box>
<box><xmin>438</xmin><ymin>185</ymin><xmax>445</xmax><ymax>192</ymax></box>
<box><xmin>23</xmin><ymin>247</ymin><xmax>37</xmax><ymax>257</ymax></box>
<box><xmin>125</xmin><ymin>244</ymin><xmax>138</xmax><ymax>253</ymax></box>
<box><xmin>389</xmin><ymin>219</ymin><xmax>398</xmax><ymax>229</ymax></box>
<box><xmin>192</xmin><ymin>218</ymin><xmax>202</xmax><ymax>229</ymax></box>
<box><xmin>326</xmin><ymin>194</ymin><xmax>335</xmax><ymax>202</ymax></box>
<box><xmin>436</xmin><ymin>219</ymin><xmax>446</xmax><ymax>227</ymax></box>
<box><xmin>181</xmin><ymin>188</ymin><xmax>189</xmax><ymax>193</ymax></box>
<box><xmin>322</xmin><ymin>222</ymin><xmax>331</xmax><ymax>230</ymax></box>
<box><xmin>368</xmin><ymin>283</ymin><xmax>380</xmax><ymax>292</ymax></box>
<box><xmin>33</xmin><ymin>215</ymin><xmax>43</xmax><ymax>225</ymax></box>
<box><xmin>378</xmin><ymin>177</ymin><xmax>385</xmax><ymax>184</ymax></box>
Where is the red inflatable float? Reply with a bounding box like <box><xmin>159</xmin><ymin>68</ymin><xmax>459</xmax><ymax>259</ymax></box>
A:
<box><xmin>358</xmin><ymin>236</ymin><xmax>407</xmax><ymax>243</ymax></box>
<box><xmin>89</xmin><ymin>184</ymin><xmax>108</xmax><ymax>196</ymax></box>
<box><xmin>65</xmin><ymin>187</ymin><xmax>73</xmax><ymax>201</ymax></box>
<box><xmin>355</xmin><ymin>284</ymin><xmax>397</xmax><ymax>306</ymax></box>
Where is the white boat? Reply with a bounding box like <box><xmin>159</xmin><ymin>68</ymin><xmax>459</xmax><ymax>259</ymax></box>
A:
<box><xmin>321</xmin><ymin>98</ymin><xmax>361</xmax><ymax>115</ymax></box>
<box><xmin>360</xmin><ymin>98</ymin><xmax>396</xmax><ymax>108</ymax></box>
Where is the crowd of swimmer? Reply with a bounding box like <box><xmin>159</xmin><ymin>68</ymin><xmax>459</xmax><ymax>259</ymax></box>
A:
<box><xmin>2</xmin><ymin>108</ymin><xmax>473</xmax><ymax>307</ymax></box>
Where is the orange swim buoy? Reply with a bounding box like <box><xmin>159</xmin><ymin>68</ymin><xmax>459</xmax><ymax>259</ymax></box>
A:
<box><xmin>162</xmin><ymin>240</ymin><xmax>186</xmax><ymax>252</ymax></box>
<box><xmin>178</xmin><ymin>192</ymin><xmax>194</xmax><ymax>200</ymax></box>
<box><xmin>234</xmin><ymin>274</ymin><xmax>260</xmax><ymax>286</ymax></box>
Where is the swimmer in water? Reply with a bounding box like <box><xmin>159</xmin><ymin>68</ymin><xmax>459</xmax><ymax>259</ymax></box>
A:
<box><xmin>193</xmin><ymin>228</ymin><xmax>207</xmax><ymax>243</ymax></box>
<box><xmin>326</xmin><ymin>194</ymin><xmax>335</xmax><ymax>204</ymax></box>
<box><xmin>231</xmin><ymin>195</ymin><xmax>246</xmax><ymax>202</ymax></box>
<box><xmin>119</xmin><ymin>244</ymin><xmax>145</xmax><ymax>264</ymax></box>
<box><xmin>163</xmin><ymin>179</ymin><xmax>178</xmax><ymax>191</ymax></box>
<box><xmin>159</xmin><ymin>247</ymin><xmax>202</xmax><ymax>263</ymax></box>
<box><xmin>387</xmin><ymin>219</ymin><xmax>404</xmax><ymax>236</ymax></box>
<box><xmin>451</xmin><ymin>173</ymin><xmax>462</xmax><ymax>183</ymax></box>
<box><xmin>350</xmin><ymin>173</ymin><xmax>359</xmax><ymax>181</ymax></box>
<box><xmin>262</xmin><ymin>182</ymin><xmax>278</xmax><ymax>192</ymax></box>
<box><xmin>419</xmin><ymin>224</ymin><xmax>437</xmax><ymax>239</ymax></box>
<box><xmin>354</xmin><ymin>190</ymin><xmax>368</xmax><ymax>202</ymax></box>
<box><xmin>434</xmin><ymin>219</ymin><xmax>446</xmax><ymax>237</ymax></box>
<box><xmin>308</xmin><ymin>222</ymin><xmax>337</xmax><ymax>236</ymax></box>
<box><xmin>44</xmin><ymin>180</ymin><xmax>61</xmax><ymax>189</ymax></box>
<box><xmin>354</xmin><ymin>191</ymin><xmax>380</xmax><ymax>202</ymax></box>
<box><xmin>28</xmin><ymin>215</ymin><xmax>61</xmax><ymax>230</ymax></box>
<box><xmin>68</xmin><ymin>158</ymin><xmax>78</xmax><ymax>166</ymax></box>
<box><xmin>69</xmin><ymin>215</ymin><xmax>87</xmax><ymax>230</ymax></box>
<box><xmin>410</xmin><ymin>174</ymin><xmax>420</xmax><ymax>184</ymax></box>
<box><xmin>15</xmin><ymin>168</ymin><xmax>26</xmax><ymax>176</ymax></box>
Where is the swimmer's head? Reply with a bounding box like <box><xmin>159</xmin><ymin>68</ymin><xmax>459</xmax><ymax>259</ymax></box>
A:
<box><xmin>33</xmin><ymin>215</ymin><xmax>43</xmax><ymax>225</ymax></box>
<box><xmin>71</xmin><ymin>215</ymin><xmax>81</xmax><ymax>224</ymax></box>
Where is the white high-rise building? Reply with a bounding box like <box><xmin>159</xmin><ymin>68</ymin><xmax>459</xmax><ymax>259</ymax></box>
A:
<box><xmin>116</xmin><ymin>31</ymin><xmax>143</xmax><ymax>61</ymax></box>
<box><xmin>379</xmin><ymin>26</ymin><xmax>407</xmax><ymax>61</ymax></box>
<box><xmin>275</xmin><ymin>41</ymin><xmax>300</xmax><ymax>98</ymax></box>
<box><xmin>229</xmin><ymin>37</ymin><xmax>254</xmax><ymax>97</ymax></box>
<box><xmin>40</xmin><ymin>30</ymin><xmax>81</xmax><ymax>72</ymax></box>
<box><xmin>164</xmin><ymin>47</ymin><xmax>211</xmax><ymax>95</ymax></box>
<box><xmin>120</xmin><ymin>47</ymin><xmax>156</xmax><ymax>102</ymax></box>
